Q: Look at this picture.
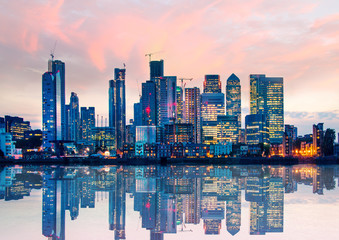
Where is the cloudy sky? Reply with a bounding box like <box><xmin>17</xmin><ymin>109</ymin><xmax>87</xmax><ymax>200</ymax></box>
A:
<box><xmin>0</xmin><ymin>0</ymin><xmax>338</xmax><ymax>135</ymax></box>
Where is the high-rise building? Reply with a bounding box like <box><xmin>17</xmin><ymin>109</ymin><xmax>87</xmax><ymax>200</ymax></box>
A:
<box><xmin>142</xmin><ymin>81</ymin><xmax>157</xmax><ymax>126</ymax></box>
<box><xmin>217</xmin><ymin>115</ymin><xmax>239</xmax><ymax>143</ymax></box>
<box><xmin>245</xmin><ymin>114</ymin><xmax>269</xmax><ymax>145</ymax></box>
<box><xmin>226</xmin><ymin>73</ymin><xmax>241</xmax><ymax>128</ymax></box>
<box><xmin>42</xmin><ymin>59</ymin><xmax>66</xmax><ymax>148</ymax></box>
<box><xmin>156</xmin><ymin>76</ymin><xmax>177</xmax><ymax>126</ymax></box>
<box><xmin>150</xmin><ymin>60</ymin><xmax>164</xmax><ymax>80</ymax></box>
<box><xmin>313</xmin><ymin>123</ymin><xmax>324</xmax><ymax>157</ymax></box>
<box><xmin>69</xmin><ymin>92</ymin><xmax>79</xmax><ymax>142</ymax></box>
<box><xmin>250</xmin><ymin>74</ymin><xmax>284</xmax><ymax>144</ymax></box>
<box><xmin>201</xmin><ymin>93</ymin><xmax>225</xmax><ymax>122</ymax></box>
<box><xmin>202</xmin><ymin>121</ymin><xmax>218</xmax><ymax>144</ymax></box>
<box><xmin>164</xmin><ymin>123</ymin><xmax>194</xmax><ymax>143</ymax></box>
<box><xmin>204</xmin><ymin>75</ymin><xmax>221</xmax><ymax>93</ymax></box>
<box><xmin>185</xmin><ymin>88</ymin><xmax>201</xmax><ymax>143</ymax></box>
<box><xmin>134</xmin><ymin>101</ymin><xmax>142</xmax><ymax>127</ymax></box>
<box><xmin>176</xmin><ymin>86</ymin><xmax>184</xmax><ymax>123</ymax></box>
<box><xmin>80</xmin><ymin>107</ymin><xmax>95</xmax><ymax>142</ymax></box>
<box><xmin>109</xmin><ymin>68</ymin><xmax>126</xmax><ymax>150</ymax></box>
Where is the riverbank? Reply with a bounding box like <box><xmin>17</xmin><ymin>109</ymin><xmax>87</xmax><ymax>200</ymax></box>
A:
<box><xmin>0</xmin><ymin>156</ymin><xmax>338</xmax><ymax>166</ymax></box>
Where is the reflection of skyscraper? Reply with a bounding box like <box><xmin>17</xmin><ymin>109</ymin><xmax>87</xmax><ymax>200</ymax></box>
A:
<box><xmin>267</xmin><ymin>177</ymin><xmax>284</xmax><ymax>232</ymax></box>
<box><xmin>226</xmin><ymin>189</ymin><xmax>241</xmax><ymax>236</ymax></box>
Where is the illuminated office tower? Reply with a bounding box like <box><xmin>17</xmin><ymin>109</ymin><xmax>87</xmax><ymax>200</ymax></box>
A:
<box><xmin>142</xmin><ymin>80</ymin><xmax>157</xmax><ymax>125</ymax></box>
<box><xmin>109</xmin><ymin>68</ymin><xmax>126</xmax><ymax>150</ymax></box>
<box><xmin>204</xmin><ymin>75</ymin><xmax>221</xmax><ymax>93</ymax></box>
<box><xmin>245</xmin><ymin>114</ymin><xmax>269</xmax><ymax>145</ymax></box>
<box><xmin>164</xmin><ymin>123</ymin><xmax>193</xmax><ymax>143</ymax></box>
<box><xmin>4</xmin><ymin>116</ymin><xmax>31</xmax><ymax>141</ymax></box>
<box><xmin>176</xmin><ymin>86</ymin><xmax>184</xmax><ymax>123</ymax></box>
<box><xmin>42</xmin><ymin>58</ymin><xmax>66</xmax><ymax>147</ymax></box>
<box><xmin>80</xmin><ymin>107</ymin><xmax>95</xmax><ymax>142</ymax></box>
<box><xmin>217</xmin><ymin>115</ymin><xmax>239</xmax><ymax>143</ymax></box>
<box><xmin>267</xmin><ymin>177</ymin><xmax>284</xmax><ymax>232</ymax></box>
<box><xmin>226</xmin><ymin>73</ymin><xmax>241</xmax><ymax>128</ymax></box>
<box><xmin>156</xmin><ymin>76</ymin><xmax>177</xmax><ymax>126</ymax></box>
<box><xmin>69</xmin><ymin>92</ymin><xmax>79</xmax><ymax>142</ymax></box>
<box><xmin>185</xmin><ymin>88</ymin><xmax>201</xmax><ymax>143</ymax></box>
<box><xmin>42</xmin><ymin>72</ymin><xmax>55</xmax><ymax>148</ymax></box>
<box><xmin>313</xmin><ymin>123</ymin><xmax>324</xmax><ymax>157</ymax></box>
<box><xmin>250</xmin><ymin>74</ymin><xmax>284</xmax><ymax>144</ymax></box>
<box><xmin>201</xmin><ymin>93</ymin><xmax>224</xmax><ymax>144</ymax></box>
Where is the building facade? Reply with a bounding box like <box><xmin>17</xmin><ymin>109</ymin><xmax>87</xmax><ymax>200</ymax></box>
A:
<box><xmin>185</xmin><ymin>88</ymin><xmax>201</xmax><ymax>143</ymax></box>
<box><xmin>204</xmin><ymin>75</ymin><xmax>221</xmax><ymax>93</ymax></box>
<box><xmin>226</xmin><ymin>73</ymin><xmax>241</xmax><ymax>129</ymax></box>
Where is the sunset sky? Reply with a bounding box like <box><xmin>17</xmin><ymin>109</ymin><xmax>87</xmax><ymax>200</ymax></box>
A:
<box><xmin>0</xmin><ymin>0</ymin><xmax>338</xmax><ymax>135</ymax></box>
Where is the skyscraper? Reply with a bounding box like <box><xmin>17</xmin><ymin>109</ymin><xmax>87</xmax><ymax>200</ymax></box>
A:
<box><xmin>176</xmin><ymin>86</ymin><xmax>184</xmax><ymax>123</ymax></box>
<box><xmin>80</xmin><ymin>107</ymin><xmax>95</xmax><ymax>142</ymax></box>
<box><xmin>109</xmin><ymin>68</ymin><xmax>126</xmax><ymax>150</ymax></box>
<box><xmin>226</xmin><ymin>73</ymin><xmax>241</xmax><ymax>128</ymax></box>
<box><xmin>134</xmin><ymin>101</ymin><xmax>142</xmax><ymax>127</ymax></box>
<box><xmin>142</xmin><ymin>80</ymin><xmax>157</xmax><ymax>126</ymax></box>
<box><xmin>156</xmin><ymin>76</ymin><xmax>177</xmax><ymax>126</ymax></box>
<box><xmin>150</xmin><ymin>60</ymin><xmax>164</xmax><ymax>80</ymax></box>
<box><xmin>313</xmin><ymin>123</ymin><xmax>324</xmax><ymax>157</ymax></box>
<box><xmin>185</xmin><ymin>87</ymin><xmax>201</xmax><ymax>143</ymax></box>
<box><xmin>42</xmin><ymin>58</ymin><xmax>66</xmax><ymax>148</ymax></box>
<box><xmin>250</xmin><ymin>74</ymin><xmax>284</xmax><ymax>144</ymax></box>
<box><xmin>204</xmin><ymin>75</ymin><xmax>221</xmax><ymax>93</ymax></box>
<box><xmin>217</xmin><ymin>115</ymin><xmax>239</xmax><ymax>143</ymax></box>
<box><xmin>69</xmin><ymin>92</ymin><xmax>79</xmax><ymax>142</ymax></box>
<box><xmin>245</xmin><ymin>114</ymin><xmax>269</xmax><ymax>145</ymax></box>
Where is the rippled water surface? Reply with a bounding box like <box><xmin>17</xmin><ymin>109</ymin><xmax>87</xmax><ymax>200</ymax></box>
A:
<box><xmin>1</xmin><ymin>164</ymin><xmax>339</xmax><ymax>240</ymax></box>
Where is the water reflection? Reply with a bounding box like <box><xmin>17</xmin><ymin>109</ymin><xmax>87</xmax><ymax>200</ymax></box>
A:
<box><xmin>0</xmin><ymin>164</ymin><xmax>338</xmax><ymax>239</ymax></box>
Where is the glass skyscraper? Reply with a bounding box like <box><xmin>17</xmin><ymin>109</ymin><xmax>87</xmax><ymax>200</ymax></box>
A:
<box><xmin>109</xmin><ymin>68</ymin><xmax>126</xmax><ymax>150</ymax></box>
<box><xmin>250</xmin><ymin>74</ymin><xmax>284</xmax><ymax>144</ymax></box>
<box><xmin>142</xmin><ymin>80</ymin><xmax>156</xmax><ymax>126</ymax></box>
<box><xmin>217</xmin><ymin>115</ymin><xmax>239</xmax><ymax>143</ymax></box>
<box><xmin>245</xmin><ymin>114</ymin><xmax>269</xmax><ymax>145</ymax></box>
<box><xmin>226</xmin><ymin>73</ymin><xmax>241</xmax><ymax>129</ymax></box>
<box><xmin>42</xmin><ymin>59</ymin><xmax>66</xmax><ymax>148</ymax></box>
<box><xmin>80</xmin><ymin>107</ymin><xmax>95</xmax><ymax>142</ymax></box>
<box><xmin>69</xmin><ymin>92</ymin><xmax>79</xmax><ymax>142</ymax></box>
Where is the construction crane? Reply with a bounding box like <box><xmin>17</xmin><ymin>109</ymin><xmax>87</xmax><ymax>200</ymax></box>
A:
<box><xmin>50</xmin><ymin>41</ymin><xmax>57</xmax><ymax>61</ymax></box>
<box><xmin>145</xmin><ymin>51</ymin><xmax>162</xmax><ymax>62</ymax></box>
<box><xmin>178</xmin><ymin>78</ymin><xmax>193</xmax><ymax>91</ymax></box>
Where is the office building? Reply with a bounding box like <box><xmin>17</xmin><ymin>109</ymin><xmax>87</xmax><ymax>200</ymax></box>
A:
<box><xmin>217</xmin><ymin>115</ymin><xmax>239</xmax><ymax>143</ymax></box>
<box><xmin>134</xmin><ymin>101</ymin><xmax>142</xmax><ymax>127</ymax></box>
<box><xmin>4</xmin><ymin>116</ymin><xmax>31</xmax><ymax>141</ymax></box>
<box><xmin>176</xmin><ymin>86</ymin><xmax>184</xmax><ymax>123</ymax></box>
<box><xmin>245</xmin><ymin>114</ymin><xmax>269</xmax><ymax>145</ymax></box>
<box><xmin>226</xmin><ymin>73</ymin><xmax>241</xmax><ymax>128</ymax></box>
<box><xmin>69</xmin><ymin>92</ymin><xmax>79</xmax><ymax>142</ymax></box>
<box><xmin>91</xmin><ymin>127</ymin><xmax>115</xmax><ymax>152</ymax></box>
<box><xmin>150</xmin><ymin>60</ymin><xmax>164</xmax><ymax>80</ymax></box>
<box><xmin>164</xmin><ymin>123</ymin><xmax>193</xmax><ymax>143</ymax></box>
<box><xmin>250</xmin><ymin>74</ymin><xmax>284</xmax><ymax>143</ymax></box>
<box><xmin>80</xmin><ymin>107</ymin><xmax>95</xmax><ymax>142</ymax></box>
<box><xmin>185</xmin><ymin>87</ymin><xmax>201</xmax><ymax>143</ymax></box>
<box><xmin>0</xmin><ymin>128</ymin><xmax>15</xmax><ymax>156</ymax></box>
<box><xmin>136</xmin><ymin>126</ymin><xmax>157</xmax><ymax>143</ymax></box>
<box><xmin>202</xmin><ymin>121</ymin><xmax>218</xmax><ymax>144</ymax></box>
<box><xmin>204</xmin><ymin>75</ymin><xmax>221</xmax><ymax>93</ymax></box>
<box><xmin>156</xmin><ymin>76</ymin><xmax>177</xmax><ymax>126</ymax></box>
<box><xmin>109</xmin><ymin>68</ymin><xmax>126</xmax><ymax>150</ymax></box>
<box><xmin>313</xmin><ymin>123</ymin><xmax>324</xmax><ymax>157</ymax></box>
<box><xmin>142</xmin><ymin>80</ymin><xmax>157</xmax><ymax>125</ymax></box>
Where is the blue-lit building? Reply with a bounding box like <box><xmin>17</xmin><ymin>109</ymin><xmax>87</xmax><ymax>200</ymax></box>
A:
<box><xmin>250</xmin><ymin>74</ymin><xmax>284</xmax><ymax>144</ymax></box>
<box><xmin>226</xmin><ymin>73</ymin><xmax>241</xmax><ymax>129</ymax></box>
<box><xmin>69</xmin><ymin>92</ymin><xmax>80</xmax><ymax>142</ymax></box>
<box><xmin>42</xmin><ymin>59</ymin><xmax>66</xmax><ymax>148</ymax></box>
<box><xmin>142</xmin><ymin>80</ymin><xmax>157</xmax><ymax>126</ymax></box>
<box><xmin>80</xmin><ymin>107</ymin><xmax>95</xmax><ymax>142</ymax></box>
<box><xmin>134</xmin><ymin>101</ymin><xmax>142</xmax><ymax>127</ymax></box>
<box><xmin>156</xmin><ymin>76</ymin><xmax>177</xmax><ymax>126</ymax></box>
<box><xmin>109</xmin><ymin>68</ymin><xmax>126</xmax><ymax>150</ymax></box>
<box><xmin>150</xmin><ymin>60</ymin><xmax>164</xmax><ymax>80</ymax></box>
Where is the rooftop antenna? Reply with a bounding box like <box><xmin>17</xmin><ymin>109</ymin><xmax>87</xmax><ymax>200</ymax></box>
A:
<box><xmin>50</xmin><ymin>41</ymin><xmax>57</xmax><ymax>61</ymax></box>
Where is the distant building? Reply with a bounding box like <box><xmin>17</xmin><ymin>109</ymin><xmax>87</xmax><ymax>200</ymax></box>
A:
<box><xmin>204</xmin><ymin>75</ymin><xmax>221</xmax><ymax>93</ymax></box>
<box><xmin>185</xmin><ymin>88</ymin><xmax>201</xmax><ymax>143</ymax></box>
<box><xmin>150</xmin><ymin>60</ymin><xmax>164</xmax><ymax>80</ymax></box>
<box><xmin>250</xmin><ymin>74</ymin><xmax>283</xmax><ymax>144</ymax></box>
<box><xmin>142</xmin><ymin>80</ymin><xmax>157</xmax><ymax>125</ymax></box>
<box><xmin>136</xmin><ymin>126</ymin><xmax>157</xmax><ymax>144</ymax></box>
<box><xmin>4</xmin><ymin>116</ymin><xmax>31</xmax><ymax>141</ymax></box>
<box><xmin>217</xmin><ymin>115</ymin><xmax>239</xmax><ymax>144</ymax></box>
<box><xmin>0</xmin><ymin>128</ymin><xmax>15</xmax><ymax>156</ymax></box>
<box><xmin>156</xmin><ymin>76</ymin><xmax>177</xmax><ymax>126</ymax></box>
<box><xmin>69</xmin><ymin>92</ymin><xmax>80</xmax><ymax>142</ymax></box>
<box><xmin>109</xmin><ymin>68</ymin><xmax>126</xmax><ymax>150</ymax></box>
<box><xmin>313</xmin><ymin>123</ymin><xmax>324</xmax><ymax>157</ymax></box>
<box><xmin>133</xmin><ymin>101</ymin><xmax>142</xmax><ymax>127</ymax></box>
<box><xmin>176</xmin><ymin>86</ymin><xmax>184</xmax><ymax>123</ymax></box>
<box><xmin>80</xmin><ymin>107</ymin><xmax>95</xmax><ymax>143</ymax></box>
<box><xmin>164</xmin><ymin>123</ymin><xmax>193</xmax><ymax>143</ymax></box>
<box><xmin>91</xmin><ymin>127</ymin><xmax>115</xmax><ymax>152</ymax></box>
<box><xmin>226</xmin><ymin>73</ymin><xmax>241</xmax><ymax>129</ymax></box>
<box><xmin>245</xmin><ymin>114</ymin><xmax>269</xmax><ymax>145</ymax></box>
<box><xmin>202</xmin><ymin>121</ymin><xmax>218</xmax><ymax>144</ymax></box>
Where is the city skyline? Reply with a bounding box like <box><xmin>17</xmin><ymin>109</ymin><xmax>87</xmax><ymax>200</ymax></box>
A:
<box><xmin>0</xmin><ymin>0</ymin><xmax>338</xmax><ymax>135</ymax></box>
